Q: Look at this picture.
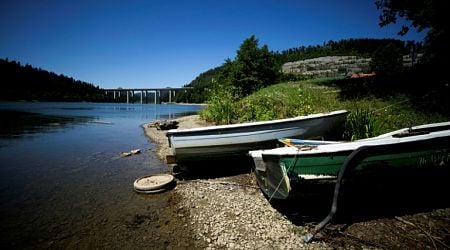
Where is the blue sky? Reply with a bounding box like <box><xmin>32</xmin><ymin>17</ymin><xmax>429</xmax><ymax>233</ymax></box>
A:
<box><xmin>0</xmin><ymin>0</ymin><xmax>426</xmax><ymax>89</ymax></box>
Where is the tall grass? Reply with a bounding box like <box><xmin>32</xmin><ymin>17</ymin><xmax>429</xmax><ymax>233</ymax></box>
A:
<box><xmin>343</xmin><ymin>108</ymin><xmax>381</xmax><ymax>141</ymax></box>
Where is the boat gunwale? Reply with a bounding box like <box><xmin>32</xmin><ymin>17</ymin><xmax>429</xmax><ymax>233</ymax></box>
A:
<box><xmin>250</xmin><ymin>126</ymin><xmax>450</xmax><ymax>157</ymax></box>
<box><xmin>166</xmin><ymin>110</ymin><xmax>348</xmax><ymax>136</ymax></box>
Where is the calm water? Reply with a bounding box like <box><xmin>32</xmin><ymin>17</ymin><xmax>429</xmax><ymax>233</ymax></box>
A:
<box><xmin>0</xmin><ymin>102</ymin><xmax>203</xmax><ymax>248</ymax></box>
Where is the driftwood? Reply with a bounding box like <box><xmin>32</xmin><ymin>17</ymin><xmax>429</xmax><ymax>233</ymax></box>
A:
<box><xmin>148</xmin><ymin>120</ymin><xmax>179</xmax><ymax>130</ymax></box>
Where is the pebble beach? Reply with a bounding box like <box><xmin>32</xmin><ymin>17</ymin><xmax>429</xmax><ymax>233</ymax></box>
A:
<box><xmin>143</xmin><ymin>115</ymin><xmax>328</xmax><ymax>249</ymax></box>
<box><xmin>143</xmin><ymin>115</ymin><xmax>450</xmax><ymax>249</ymax></box>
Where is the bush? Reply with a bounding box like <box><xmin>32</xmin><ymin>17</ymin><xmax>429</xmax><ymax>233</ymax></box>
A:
<box><xmin>200</xmin><ymin>82</ymin><xmax>237</xmax><ymax>124</ymax></box>
<box><xmin>235</xmin><ymin>83</ymin><xmax>313</xmax><ymax>122</ymax></box>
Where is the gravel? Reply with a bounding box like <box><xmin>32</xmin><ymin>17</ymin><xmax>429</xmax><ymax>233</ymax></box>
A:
<box><xmin>173</xmin><ymin>174</ymin><xmax>328</xmax><ymax>249</ymax></box>
<box><xmin>144</xmin><ymin>115</ymin><xmax>329</xmax><ymax>249</ymax></box>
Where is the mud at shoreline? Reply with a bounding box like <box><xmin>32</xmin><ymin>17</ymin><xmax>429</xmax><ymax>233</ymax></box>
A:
<box><xmin>143</xmin><ymin>115</ymin><xmax>450</xmax><ymax>249</ymax></box>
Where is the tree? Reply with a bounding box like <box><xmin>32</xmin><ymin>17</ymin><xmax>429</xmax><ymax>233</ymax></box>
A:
<box><xmin>375</xmin><ymin>0</ymin><xmax>446</xmax><ymax>35</ymax></box>
<box><xmin>375</xmin><ymin>0</ymin><xmax>449</xmax><ymax>78</ymax></box>
<box><xmin>375</xmin><ymin>0</ymin><xmax>449</xmax><ymax>114</ymax></box>
<box><xmin>370</xmin><ymin>43</ymin><xmax>403</xmax><ymax>77</ymax></box>
<box><xmin>176</xmin><ymin>66</ymin><xmax>225</xmax><ymax>103</ymax></box>
<box><xmin>0</xmin><ymin>58</ymin><xmax>109</xmax><ymax>102</ymax></box>
<box><xmin>221</xmin><ymin>35</ymin><xmax>279</xmax><ymax>97</ymax></box>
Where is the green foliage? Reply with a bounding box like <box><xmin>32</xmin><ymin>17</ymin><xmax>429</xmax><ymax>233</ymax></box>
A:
<box><xmin>200</xmin><ymin>81</ymin><xmax>237</xmax><ymax>125</ymax></box>
<box><xmin>376</xmin><ymin>0</ymin><xmax>440</xmax><ymax>35</ymax></box>
<box><xmin>180</xmin><ymin>38</ymin><xmax>412</xmax><ymax>103</ymax></box>
<box><xmin>175</xmin><ymin>66</ymin><xmax>224</xmax><ymax>103</ymax></box>
<box><xmin>273</xmin><ymin>38</ymin><xmax>408</xmax><ymax>65</ymax></box>
<box><xmin>376</xmin><ymin>0</ymin><xmax>449</xmax><ymax>84</ymax></box>
<box><xmin>222</xmin><ymin>35</ymin><xmax>279</xmax><ymax>97</ymax></box>
<box><xmin>370</xmin><ymin>43</ymin><xmax>403</xmax><ymax>77</ymax></box>
<box><xmin>235</xmin><ymin>83</ymin><xmax>313</xmax><ymax>122</ymax></box>
<box><xmin>230</xmin><ymin>79</ymin><xmax>447</xmax><ymax>137</ymax></box>
<box><xmin>343</xmin><ymin>108</ymin><xmax>382</xmax><ymax>141</ymax></box>
<box><xmin>277</xmin><ymin>73</ymin><xmax>310</xmax><ymax>82</ymax></box>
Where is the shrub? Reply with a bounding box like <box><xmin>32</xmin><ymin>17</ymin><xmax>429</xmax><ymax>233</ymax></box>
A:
<box><xmin>235</xmin><ymin>84</ymin><xmax>313</xmax><ymax>122</ymax></box>
<box><xmin>200</xmin><ymin>82</ymin><xmax>237</xmax><ymax>124</ymax></box>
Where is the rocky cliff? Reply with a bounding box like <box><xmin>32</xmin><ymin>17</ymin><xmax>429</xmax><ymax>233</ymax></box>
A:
<box><xmin>282</xmin><ymin>55</ymin><xmax>421</xmax><ymax>77</ymax></box>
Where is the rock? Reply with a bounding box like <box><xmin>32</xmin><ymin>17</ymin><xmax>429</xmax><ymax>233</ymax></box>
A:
<box><xmin>154</xmin><ymin>120</ymin><xmax>179</xmax><ymax>130</ymax></box>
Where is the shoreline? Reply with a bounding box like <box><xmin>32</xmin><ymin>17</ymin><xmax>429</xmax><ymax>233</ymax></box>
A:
<box><xmin>143</xmin><ymin>115</ymin><xmax>450</xmax><ymax>249</ymax></box>
<box><xmin>143</xmin><ymin>115</ymin><xmax>214</xmax><ymax>163</ymax></box>
<box><xmin>143</xmin><ymin>115</ymin><xmax>325</xmax><ymax>249</ymax></box>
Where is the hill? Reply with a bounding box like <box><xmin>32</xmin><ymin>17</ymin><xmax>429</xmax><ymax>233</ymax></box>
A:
<box><xmin>176</xmin><ymin>38</ymin><xmax>416</xmax><ymax>103</ymax></box>
<box><xmin>0</xmin><ymin>59</ymin><xmax>109</xmax><ymax>102</ymax></box>
<box><xmin>174</xmin><ymin>66</ymin><xmax>224</xmax><ymax>103</ymax></box>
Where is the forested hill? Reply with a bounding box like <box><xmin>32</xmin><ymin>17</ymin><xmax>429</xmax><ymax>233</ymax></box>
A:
<box><xmin>273</xmin><ymin>38</ymin><xmax>412</xmax><ymax>65</ymax></box>
<box><xmin>175</xmin><ymin>38</ymin><xmax>416</xmax><ymax>103</ymax></box>
<box><xmin>0</xmin><ymin>59</ymin><xmax>108</xmax><ymax>102</ymax></box>
<box><xmin>175</xmin><ymin>66</ymin><xmax>224</xmax><ymax>103</ymax></box>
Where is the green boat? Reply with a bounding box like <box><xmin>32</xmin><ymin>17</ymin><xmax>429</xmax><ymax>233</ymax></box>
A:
<box><xmin>249</xmin><ymin>122</ymin><xmax>450</xmax><ymax>200</ymax></box>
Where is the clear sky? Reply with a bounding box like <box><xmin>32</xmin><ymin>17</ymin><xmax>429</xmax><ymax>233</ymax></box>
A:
<box><xmin>0</xmin><ymin>0</ymin><xmax>426</xmax><ymax>89</ymax></box>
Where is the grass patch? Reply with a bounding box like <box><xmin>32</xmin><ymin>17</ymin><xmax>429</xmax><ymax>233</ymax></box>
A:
<box><xmin>201</xmin><ymin>79</ymin><xmax>448</xmax><ymax>137</ymax></box>
<box><xmin>235</xmin><ymin>83</ymin><xmax>313</xmax><ymax>122</ymax></box>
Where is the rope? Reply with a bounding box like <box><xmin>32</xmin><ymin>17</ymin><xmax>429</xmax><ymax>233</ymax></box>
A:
<box><xmin>372</xmin><ymin>98</ymin><xmax>410</xmax><ymax>113</ymax></box>
<box><xmin>268</xmin><ymin>148</ymin><xmax>300</xmax><ymax>202</ymax></box>
<box><xmin>371</xmin><ymin>88</ymin><xmax>439</xmax><ymax>114</ymax></box>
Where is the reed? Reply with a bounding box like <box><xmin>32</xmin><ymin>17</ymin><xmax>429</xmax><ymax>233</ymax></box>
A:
<box><xmin>343</xmin><ymin>108</ymin><xmax>381</xmax><ymax>141</ymax></box>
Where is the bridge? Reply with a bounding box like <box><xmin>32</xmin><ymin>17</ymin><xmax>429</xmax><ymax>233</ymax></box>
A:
<box><xmin>104</xmin><ymin>87</ymin><xmax>192</xmax><ymax>104</ymax></box>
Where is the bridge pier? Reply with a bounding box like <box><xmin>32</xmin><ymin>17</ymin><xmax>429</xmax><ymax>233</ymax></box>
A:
<box><xmin>104</xmin><ymin>87</ymin><xmax>191</xmax><ymax>104</ymax></box>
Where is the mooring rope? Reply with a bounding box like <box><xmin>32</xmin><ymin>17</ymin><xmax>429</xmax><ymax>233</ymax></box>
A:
<box><xmin>268</xmin><ymin>148</ymin><xmax>300</xmax><ymax>202</ymax></box>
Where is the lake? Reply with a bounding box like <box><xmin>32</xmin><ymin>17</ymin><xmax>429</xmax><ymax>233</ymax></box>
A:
<box><xmin>0</xmin><ymin>102</ymin><xmax>203</xmax><ymax>248</ymax></box>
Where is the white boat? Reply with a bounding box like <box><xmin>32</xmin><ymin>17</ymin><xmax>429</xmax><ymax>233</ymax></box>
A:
<box><xmin>166</xmin><ymin>110</ymin><xmax>348</xmax><ymax>164</ymax></box>
<box><xmin>249</xmin><ymin>121</ymin><xmax>450</xmax><ymax>199</ymax></box>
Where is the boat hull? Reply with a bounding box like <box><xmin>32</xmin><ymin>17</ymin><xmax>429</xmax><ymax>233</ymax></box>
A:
<box><xmin>250</xmin><ymin>123</ymin><xmax>450</xmax><ymax>199</ymax></box>
<box><xmin>167</xmin><ymin>110</ymin><xmax>348</xmax><ymax>164</ymax></box>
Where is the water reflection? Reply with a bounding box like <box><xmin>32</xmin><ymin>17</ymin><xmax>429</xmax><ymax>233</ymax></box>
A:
<box><xmin>0</xmin><ymin>102</ymin><xmax>204</xmax><ymax>248</ymax></box>
<box><xmin>0</xmin><ymin>109</ymin><xmax>95</xmax><ymax>138</ymax></box>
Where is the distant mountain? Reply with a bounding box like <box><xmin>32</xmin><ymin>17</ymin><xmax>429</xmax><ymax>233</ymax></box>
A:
<box><xmin>0</xmin><ymin>59</ymin><xmax>109</xmax><ymax>102</ymax></box>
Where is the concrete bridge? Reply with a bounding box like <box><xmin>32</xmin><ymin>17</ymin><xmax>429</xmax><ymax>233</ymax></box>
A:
<box><xmin>104</xmin><ymin>87</ymin><xmax>192</xmax><ymax>104</ymax></box>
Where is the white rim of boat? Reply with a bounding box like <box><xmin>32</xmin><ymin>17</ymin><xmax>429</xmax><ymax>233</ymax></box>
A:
<box><xmin>167</xmin><ymin>110</ymin><xmax>348</xmax><ymax>134</ymax></box>
<box><xmin>133</xmin><ymin>174</ymin><xmax>175</xmax><ymax>191</ymax></box>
